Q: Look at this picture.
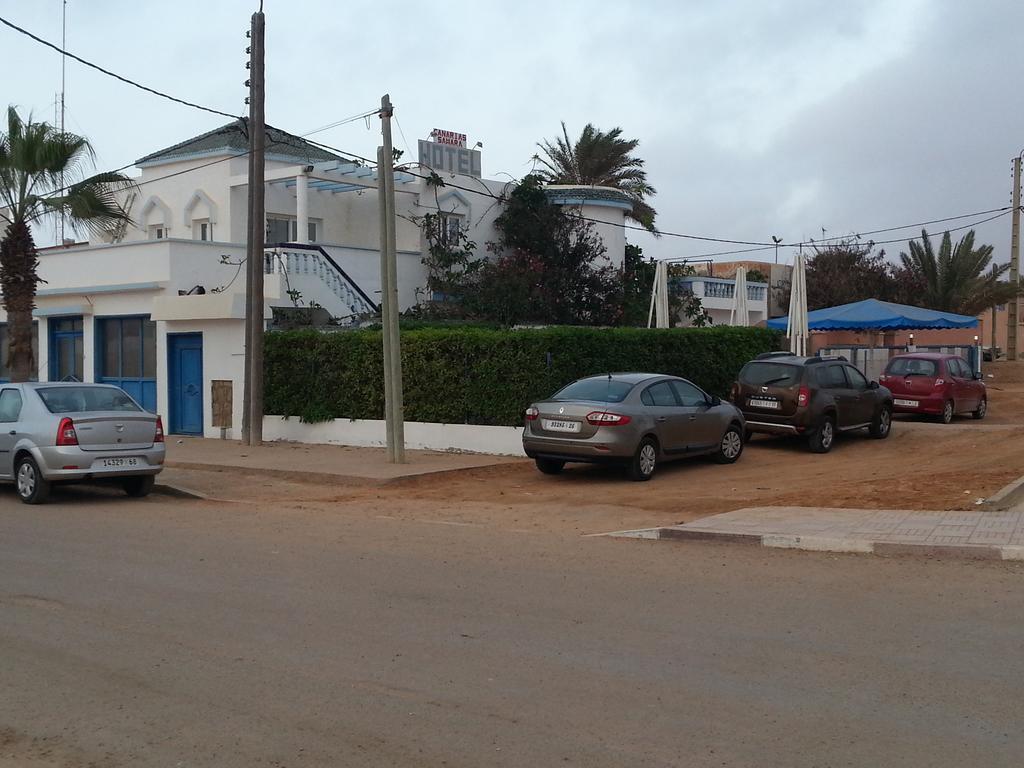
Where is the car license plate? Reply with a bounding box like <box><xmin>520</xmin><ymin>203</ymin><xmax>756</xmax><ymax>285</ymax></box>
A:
<box><xmin>99</xmin><ymin>457</ymin><xmax>140</xmax><ymax>468</ymax></box>
<box><xmin>748</xmin><ymin>397</ymin><xmax>779</xmax><ymax>409</ymax></box>
<box><xmin>894</xmin><ymin>398</ymin><xmax>918</xmax><ymax>407</ymax></box>
<box><xmin>542</xmin><ymin>419</ymin><xmax>581</xmax><ymax>433</ymax></box>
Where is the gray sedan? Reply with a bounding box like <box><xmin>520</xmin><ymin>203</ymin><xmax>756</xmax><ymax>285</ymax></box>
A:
<box><xmin>0</xmin><ymin>382</ymin><xmax>165</xmax><ymax>504</ymax></box>
<box><xmin>522</xmin><ymin>373</ymin><xmax>746</xmax><ymax>480</ymax></box>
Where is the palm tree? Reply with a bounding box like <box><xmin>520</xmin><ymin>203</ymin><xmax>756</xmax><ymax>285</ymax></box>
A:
<box><xmin>533</xmin><ymin>122</ymin><xmax>658</xmax><ymax>232</ymax></box>
<box><xmin>0</xmin><ymin>107</ymin><xmax>133</xmax><ymax>381</ymax></box>
<box><xmin>898</xmin><ymin>229</ymin><xmax>1019</xmax><ymax>316</ymax></box>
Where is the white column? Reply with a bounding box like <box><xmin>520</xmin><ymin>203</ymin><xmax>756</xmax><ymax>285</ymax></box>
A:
<box><xmin>296</xmin><ymin>173</ymin><xmax>309</xmax><ymax>244</ymax></box>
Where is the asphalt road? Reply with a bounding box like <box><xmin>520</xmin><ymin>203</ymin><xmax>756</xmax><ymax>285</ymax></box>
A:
<box><xmin>2</xmin><ymin>484</ymin><xmax>1023</xmax><ymax>767</ymax></box>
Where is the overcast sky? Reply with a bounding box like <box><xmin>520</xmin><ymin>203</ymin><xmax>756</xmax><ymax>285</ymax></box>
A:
<box><xmin>3</xmin><ymin>0</ymin><xmax>1023</xmax><ymax>266</ymax></box>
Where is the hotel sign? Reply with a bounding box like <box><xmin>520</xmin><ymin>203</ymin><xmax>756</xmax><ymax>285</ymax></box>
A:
<box><xmin>430</xmin><ymin>128</ymin><xmax>467</xmax><ymax>147</ymax></box>
<box><xmin>418</xmin><ymin>139</ymin><xmax>482</xmax><ymax>178</ymax></box>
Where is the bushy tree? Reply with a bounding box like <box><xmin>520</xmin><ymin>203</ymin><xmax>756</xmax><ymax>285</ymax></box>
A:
<box><xmin>803</xmin><ymin>240</ymin><xmax>894</xmax><ymax>310</ymax></box>
<box><xmin>464</xmin><ymin>175</ymin><xmax>622</xmax><ymax>325</ymax></box>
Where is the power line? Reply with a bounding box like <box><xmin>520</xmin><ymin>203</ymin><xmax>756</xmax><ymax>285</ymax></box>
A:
<box><xmin>807</xmin><ymin>206</ymin><xmax>1015</xmax><ymax>245</ymax></box>
<box><xmin>300</xmin><ymin>109</ymin><xmax>381</xmax><ymax>138</ymax></box>
<box><xmin>0</xmin><ymin>14</ymin><xmax>238</xmax><ymax>119</ymax></box>
<box><xmin>302</xmin><ymin>136</ymin><xmax>1018</xmax><ymax>254</ymax></box>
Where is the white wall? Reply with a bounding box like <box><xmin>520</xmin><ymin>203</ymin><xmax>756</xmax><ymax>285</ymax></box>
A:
<box><xmin>159</xmin><ymin>319</ymin><xmax>246</xmax><ymax>439</ymax></box>
<box><xmin>264</xmin><ymin>415</ymin><xmax>525</xmax><ymax>456</ymax></box>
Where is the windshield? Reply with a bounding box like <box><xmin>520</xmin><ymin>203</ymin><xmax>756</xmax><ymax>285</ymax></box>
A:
<box><xmin>739</xmin><ymin>362</ymin><xmax>801</xmax><ymax>387</ymax></box>
<box><xmin>886</xmin><ymin>358</ymin><xmax>938</xmax><ymax>377</ymax></box>
<box><xmin>37</xmin><ymin>386</ymin><xmax>142</xmax><ymax>414</ymax></box>
<box><xmin>553</xmin><ymin>378</ymin><xmax>635</xmax><ymax>403</ymax></box>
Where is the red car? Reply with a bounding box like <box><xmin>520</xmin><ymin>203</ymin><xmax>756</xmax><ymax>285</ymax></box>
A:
<box><xmin>879</xmin><ymin>353</ymin><xmax>986</xmax><ymax>423</ymax></box>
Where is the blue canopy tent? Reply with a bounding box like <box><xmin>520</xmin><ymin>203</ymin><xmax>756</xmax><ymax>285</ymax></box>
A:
<box><xmin>767</xmin><ymin>299</ymin><xmax>978</xmax><ymax>332</ymax></box>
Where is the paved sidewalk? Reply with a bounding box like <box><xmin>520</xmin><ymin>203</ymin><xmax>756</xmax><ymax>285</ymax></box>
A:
<box><xmin>164</xmin><ymin>436</ymin><xmax>524</xmax><ymax>485</ymax></box>
<box><xmin>607</xmin><ymin>506</ymin><xmax>1024</xmax><ymax>560</ymax></box>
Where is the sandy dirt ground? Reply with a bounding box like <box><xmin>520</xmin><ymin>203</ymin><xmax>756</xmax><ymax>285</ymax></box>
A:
<box><xmin>158</xmin><ymin>362</ymin><xmax>1024</xmax><ymax>537</ymax></box>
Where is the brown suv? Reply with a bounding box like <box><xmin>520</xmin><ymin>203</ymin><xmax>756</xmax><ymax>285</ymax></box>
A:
<box><xmin>731</xmin><ymin>353</ymin><xmax>894</xmax><ymax>453</ymax></box>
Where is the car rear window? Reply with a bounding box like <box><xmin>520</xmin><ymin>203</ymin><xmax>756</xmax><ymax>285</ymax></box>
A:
<box><xmin>739</xmin><ymin>362</ymin><xmax>801</xmax><ymax>387</ymax></box>
<box><xmin>886</xmin><ymin>358</ymin><xmax>938</xmax><ymax>377</ymax></box>
<box><xmin>553</xmin><ymin>378</ymin><xmax>635</xmax><ymax>403</ymax></box>
<box><xmin>36</xmin><ymin>386</ymin><xmax>141</xmax><ymax>414</ymax></box>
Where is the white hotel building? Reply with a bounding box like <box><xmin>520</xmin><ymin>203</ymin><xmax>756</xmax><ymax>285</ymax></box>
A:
<box><xmin>2</xmin><ymin>122</ymin><xmax>630</xmax><ymax>438</ymax></box>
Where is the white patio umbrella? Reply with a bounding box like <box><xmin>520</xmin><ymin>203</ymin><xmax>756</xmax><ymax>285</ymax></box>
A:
<box><xmin>787</xmin><ymin>252</ymin><xmax>809</xmax><ymax>355</ymax></box>
<box><xmin>647</xmin><ymin>260</ymin><xmax>670</xmax><ymax>329</ymax></box>
<box><xmin>729</xmin><ymin>266</ymin><xmax>749</xmax><ymax>326</ymax></box>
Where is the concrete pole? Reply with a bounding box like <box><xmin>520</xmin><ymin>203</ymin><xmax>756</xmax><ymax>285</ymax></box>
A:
<box><xmin>296</xmin><ymin>172</ymin><xmax>309</xmax><ymax>244</ymax></box>
<box><xmin>247</xmin><ymin>9</ymin><xmax>266</xmax><ymax>446</ymax></box>
<box><xmin>379</xmin><ymin>94</ymin><xmax>405</xmax><ymax>463</ymax></box>
<box><xmin>377</xmin><ymin>146</ymin><xmax>395</xmax><ymax>462</ymax></box>
<box><xmin>1009</xmin><ymin>156</ymin><xmax>1021</xmax><ymax>361</ymax></box>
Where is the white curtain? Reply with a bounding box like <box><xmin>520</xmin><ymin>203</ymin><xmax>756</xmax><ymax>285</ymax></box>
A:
<box><xmin>787</xmin><ymin>253</ymin><xmax>809</xmax><ymax>355</ymax></box>
<box><xmin>647</xmin><ymin>260</ymin><xmax>670</xmax><ymax>329</ymax></box>
<box><xmin>730</xmin><ymin>266</ymin><xmax>749</xmax><ymax>327</ymax></box>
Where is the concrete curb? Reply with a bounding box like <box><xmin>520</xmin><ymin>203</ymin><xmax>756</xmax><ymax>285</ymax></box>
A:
<box><xmin>164</xmin><ymin>459</ymin><xmax>516</xmax><ymax>489</ymax></box>
<box><xmin>606</xmin><ymin>526</ymin><xmax>1024</xmax><ymax>561</ymax></box>
<box><xmin>984</xmin><ymin>473</ymin><xmax>1024</xmax><ymax>509</ymax></box>
<box><xmin>152</xmin><ymin>482</ymin><xmax>209</xmax><ymax>501</ymax></box>
<box><xmin>166</xmin><ymin>461</ymin><xmax>379</xmax><ymax>487</ymax></box>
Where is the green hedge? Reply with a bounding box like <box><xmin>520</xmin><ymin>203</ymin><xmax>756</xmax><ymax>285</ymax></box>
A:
<box><xmin>264</xmin><ymin>326</ymin><xmax>780</xmax><ymax>426</ymax></box>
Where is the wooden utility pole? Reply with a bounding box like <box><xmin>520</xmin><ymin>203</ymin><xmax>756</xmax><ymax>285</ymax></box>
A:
<box><xmin>378</xmin><ymin>95</ymin><xmax>405</xmax><ymax>463</ymax></box>
<box><xmin>243</xmin><ymin>9</ymin><xmax>266</xmax><ymax>445</ymax></box>
<box><xmin>1009</xmin><ymin>156</ymin><xmax>1021</xmax><ymax>361</ymax></box>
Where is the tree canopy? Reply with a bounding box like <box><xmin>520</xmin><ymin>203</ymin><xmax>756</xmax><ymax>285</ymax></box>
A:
<box><xmin>0</xmin><ymin>107</ymin><xmax>133</xmax><ymax>380</ymax></box>
<box><xmin>898</xmin><ymin>229</ymin><xmax>1018</xmax><ymax>316</ymax></box>
<box><xmin>533</xmin><ymin>122</ymin><xmax>658</xmax><ymax>232</ymax></box>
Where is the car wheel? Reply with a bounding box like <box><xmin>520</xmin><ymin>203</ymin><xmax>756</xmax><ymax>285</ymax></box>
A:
<box><xmin>940</xmin><ymin>400</ymin><xmax>954</xmax><ymax>424</ymax></box>
<box><xmin>122</xmin><ymin>475</ymin><xmax>155</xmax><ymax>498</ymax></box>
<box><xmin>808</xmin><ymin>415</ymin><xmax>835</xmax><ymax>454</ymax></box>
<box><xmin>628</xmin><ymin>437</ymin><xmax>658</xmax><ymax>482</ymax></box>
<box><xmin>869</xmin><ymin>405</ymin><xmax>892</xmax><ymax>439</ymax></box>
<box><xmin>973</xmin><ymin>398</ymin><xmax>987</xmax><ymax>420</ymax></box>
<box><xmin>15</xmin><ymin>455</ymin><xmax>51</xmax><ymax>505</ymax></box>
<box><xmin>715</xmin><ymin>424</ymin><xmax>744</xmax><ymax>464</ymax></box>
<box><xmin>534</xmin><ymin>457</ymin><xmax>565</xmax><ymax>476</ymax></box>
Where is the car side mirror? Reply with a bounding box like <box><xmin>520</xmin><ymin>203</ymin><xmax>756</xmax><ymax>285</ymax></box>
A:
<box><xmin>869</xmin><ymin>380</ymin><xmax>879</xmax><ymax>390</ymax></box>
<box><xmin>708</xmin><ymin>394</ymin><xmax>722</xmax><ymax>407</ymax></box>
<box><xmin>974</xmin><ymin>371</ymin><xmax>983</xmax><ymax>380</ymax></box>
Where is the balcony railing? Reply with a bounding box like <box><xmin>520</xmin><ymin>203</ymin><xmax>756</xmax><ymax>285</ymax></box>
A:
<box><xmin>264</xmin><ymin>244</ymin><xmax>377</xmax><ymax>319</ymax></box>
<box><xmin>674</xmin><ymin>276</ymin><xmax>768</xmax><ymax>302</ymax></box>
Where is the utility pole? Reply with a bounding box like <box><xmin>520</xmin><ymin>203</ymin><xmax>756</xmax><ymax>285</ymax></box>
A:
<box><xmin>58</xmin><ymin>0</ymin><xmax>67</xmax><ymax>246</ymax></box>
<box><xmin>243</xmin><ymin>9</ymin><xmax>266</xmax><ymax>446</ymax></box>
<box><xmin>378</xmin><ymin>95</ymin><xmax>405</xmax><ymax>463</ymax></box>
<box><xmin>1009</xmin><ymin>155</ymin><xmax>1021</xmax><ymax>361</ymax></box>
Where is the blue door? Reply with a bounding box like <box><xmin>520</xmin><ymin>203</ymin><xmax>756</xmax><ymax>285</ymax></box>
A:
<box><xmin>168</xmin><ymin>333</ymin><xmax>203</xmax><ymax>435</ymax></box>
<box><xmin>49</xmin><ymin>316</ymin><xmax>84</xmax><ymax>381</ymax></box>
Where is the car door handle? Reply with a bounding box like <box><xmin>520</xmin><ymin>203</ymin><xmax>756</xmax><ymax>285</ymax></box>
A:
<box><xmin>656</xmin><ymin>416</ymin><xmax>667</xmax><ymax>422</ymax></box>
<box><xmin>7</xmin><ymin>430</ymin><xmax>15</xmax><ymax>436</ymax></box>
<box><xmin>688</xmin><ymin>415</ymin><xmax>697</xmax><ymax>420</ymax></box>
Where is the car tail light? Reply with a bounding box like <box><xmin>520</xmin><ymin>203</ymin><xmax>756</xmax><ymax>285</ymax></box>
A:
<box><xmin>586</xmin><ymin>411</ymin><xmax>632</xmax><ymax>426</ymax></box>
<box><xmin>56</xmin><ymin>417</ymin><xmax>78</xmax><ymax>446</ymax></box>
<box><xmin>155</xmin><ymin>415</ymin><xmax>165</xmax><ymax>443</ymax></box>
<box><xmin>729</xmin><ymin>382</ymin><xmax>739</xmax><ymax>402</ymax></box>
<box><xmin>797</xmin><ymin>386</ymin><xmax>810</xmax><ymax>407</ymax></box>
<box><xmin>525</xmin><ymin>407</ymin><xmax>539</xmax><ymax>421</ymax></box>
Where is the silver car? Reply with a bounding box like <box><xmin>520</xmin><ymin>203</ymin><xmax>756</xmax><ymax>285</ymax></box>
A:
<box><xmin>0</xmin><ymin>382</ymin><xmax>165</xmax><ymax>504</ymax></box>
<box><xmin>522</xmin><ymin>373</ymin><xmax>746</xmax><ymax>481</ymax></box>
